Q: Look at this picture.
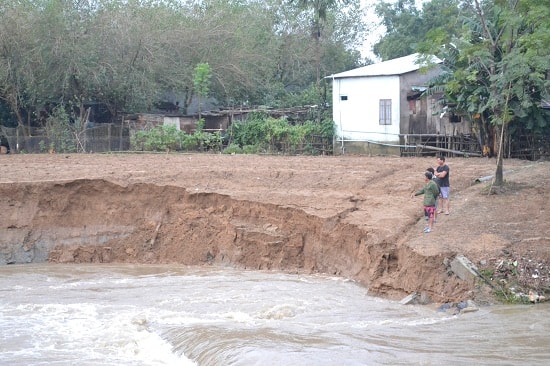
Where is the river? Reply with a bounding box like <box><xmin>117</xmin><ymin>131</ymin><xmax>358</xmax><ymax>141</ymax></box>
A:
<box><xmin>0</xmin><ymin>264</ymin><xmax>548</xmax><ymax>365</ymax></box>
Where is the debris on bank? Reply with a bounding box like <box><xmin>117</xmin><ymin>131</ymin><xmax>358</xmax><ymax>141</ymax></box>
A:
<box><xmin>400</xmin><ymin>253</ymin><xmax>548</xmax><ymax>308</ymax></box>
<box><xmin>479</xmin><ymin>252</ymin><xmax>549</xmax><ymax>304</ymax></box>
<box><xmin>399</xmin><ymin>292</ymin><xmax>479</xmax><ymax>315</ymax></box>
<box><xmin>437</xmin><ymin>300</ymin><xmax>479</xmax><ymax>315</ymax></box>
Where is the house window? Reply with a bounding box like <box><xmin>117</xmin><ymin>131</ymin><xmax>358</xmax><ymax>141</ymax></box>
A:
<box><xmin>340</xmin><ymin>95</ymin><xmax>348</xmax><ymax>101</ymax></box>
<box><xmin>379</xmin><ymin>99</ymin><xmax>392</xmax><ymax>125</ymax></box>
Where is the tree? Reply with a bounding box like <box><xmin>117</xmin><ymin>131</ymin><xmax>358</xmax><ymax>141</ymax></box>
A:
<box><xmin>193</xmin><ymin>63</ymin><xmax>211</xmax><ymax>120</ymax></box>
<box><xmin>0</xmin><ymin>1</ymin><xmax>41</xmax><ymax>135</ymax></box>
<box><xmin>373</xmin><ymin>0</ymin><xmax>421</xmax><ymax>60</ymax></box>
<box><xmin>183</xmin><ymin>0</ymin><xmax>280</xmax><ymax>107</ymax></box>
<box><xmin>374</xmin><ymin>0</ymin><xmax>463</xmax><ymax>60</ymax></box>
<box><xmin>474</xmin><ymin>0</ymin><xmax>550</xmax><ymax>185</ymax></box>
<box><xmin>0</xmin><ymin>0</ymin><xmax>367</xmax><ymax>135</ymax></box>
<box><xmin>288</xmin><ymin>0</ymin><xmax>341</xmax><ymax>85</ymax></box>
<box><xmin>286</xmin><ymin>0</ymin><xmax>362</xmax><ymax>119</ymax></box>
<box><xmin>423</xmin><ymin>0</ymin><xmax>550</xmax><ymax>186</ymax></box>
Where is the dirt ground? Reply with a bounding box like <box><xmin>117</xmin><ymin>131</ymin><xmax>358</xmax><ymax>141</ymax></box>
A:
<box><xmin>1</xmin><ymin>153</ymin><xmax>548</xmax><ymax>304</ymax></box>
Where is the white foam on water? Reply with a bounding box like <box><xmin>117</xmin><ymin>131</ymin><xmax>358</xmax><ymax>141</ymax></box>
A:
<box><xmin>0</xmin><ymin>302</ymin><xmax>196</xmax><ymax>366</ymax></box>
<box><xmin>256</xmin><ymin>303</ymin><xmax>300</xmax><ymax>320</ymax></box>
<box><xmin>2</xmin><ymin>264</ymin><xmax>550</xmax><ymax>366</ymax></box>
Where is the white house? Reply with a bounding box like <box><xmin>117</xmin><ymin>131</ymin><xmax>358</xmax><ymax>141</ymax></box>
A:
<box><xmin>328</xmin><ymin>53</ymin><xmax>471</xmax><ymax>155</ymax></box>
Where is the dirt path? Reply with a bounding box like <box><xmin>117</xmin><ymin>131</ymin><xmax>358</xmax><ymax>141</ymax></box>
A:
<box><xmin>1</xmin><ymin>153</ymin><xmax>548</xmax><ymax>303</ymax></box>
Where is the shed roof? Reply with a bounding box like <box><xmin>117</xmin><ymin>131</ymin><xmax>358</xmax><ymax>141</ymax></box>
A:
<box><xmin>327</xmin><ymin>53</ymin><xmax>441</xmax><ymax>79</ymax></box>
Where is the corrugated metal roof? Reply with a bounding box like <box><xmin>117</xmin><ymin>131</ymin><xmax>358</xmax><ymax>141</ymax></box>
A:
<box><xmin>327</xmin><ymin>53</ymin><xmax>441</xmax><ymax>79</ymax></box>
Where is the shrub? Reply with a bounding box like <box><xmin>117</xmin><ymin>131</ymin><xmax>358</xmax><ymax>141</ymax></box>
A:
<box><xmin>223</xmin><ymin>143</ymin><xmax>243</xmax><ymax>154</ymax></box>
<box><xmin>131</xmin><ymin>124</ymin><xmax>182</xmax><ymax>151</ymax></box>
<box><xmin>225</xmin><ymin>114</ymin><xmax>334</xmax><ymax>154</ymax></box>
<box><xmin>45</xmin><ymin>106</ymin><xmax>77</xmax><ymax>153</ymax></box>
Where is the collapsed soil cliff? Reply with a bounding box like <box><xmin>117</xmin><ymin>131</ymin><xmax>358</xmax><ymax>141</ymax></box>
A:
<box><xmin>1</xmin><ymin>154</ymin><xmax>548</xmax><ymax>303</ymax></box>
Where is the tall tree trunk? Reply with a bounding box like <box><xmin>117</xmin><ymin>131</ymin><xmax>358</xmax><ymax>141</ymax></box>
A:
<box><xmin>494</xmin><ymin>121</ymin><xmax>506</xmax><ymax>186</ymax></box>
<box><xmin>494</xmin><ymin>81</ymin><xmax>513</xmax><ymax>186</ymax></box>
<box><xmin>5</xmin><ymin>94</ymin><xmax>29</xmax><ymax>137</ymax></box>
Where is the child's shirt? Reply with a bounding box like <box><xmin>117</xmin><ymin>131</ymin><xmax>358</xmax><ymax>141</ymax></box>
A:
<box><xmin>415</xmin><ymin>180</ymin><xmax>439</xmax><ymax>206</ymax></box>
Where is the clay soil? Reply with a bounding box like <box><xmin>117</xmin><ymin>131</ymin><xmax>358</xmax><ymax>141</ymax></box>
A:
<box><xmin>1</xmin><ymin>153</ymin><xmax>548</xmax><ymax>304</ymax></box>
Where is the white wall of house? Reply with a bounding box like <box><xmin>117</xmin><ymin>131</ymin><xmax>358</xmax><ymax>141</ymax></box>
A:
<box><xmin>332</xmin><ymin>75</ymin><xmax>401</xmax><ymax>143</ymax></box>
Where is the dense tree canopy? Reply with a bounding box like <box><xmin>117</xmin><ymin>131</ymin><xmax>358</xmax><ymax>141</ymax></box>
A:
<box><xmin>429</xmin><ymin>0</ymin><xmax>549</xmax><ymax>184</ymax></box>
<box><xmin>0</xmin><ymin>0</ymin><xmax>367</xmax><ymax>130</ymax></box>
<box><xmin>372</xmin><ymin>0</ymin><xmax>464</xmax><ymax>61</ymax></box>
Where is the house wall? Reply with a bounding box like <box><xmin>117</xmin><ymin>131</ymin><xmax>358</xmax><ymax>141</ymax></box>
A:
<box><xmin>331</xmin><ymin>65</ymin><xmax>473</xmax><ymax>156</ymax></box>
<box><xmin>407</xmin><ymin>98</ymin><xmax>429</xmax><ymax>134</ymax></box>
<box><xmin>425</xmin><ymin>100</ymin><xmax>472</xmax><ymax>136</ymax></box>
<box><xmin>400</xmin><ymin>68</ymin><xmax>471</xmax><ymax>137</ymax></box>
<box><xmin>399</xmin><ymin>69</ymin><xmax>441</xmax><ymax>135</ymax></box>
<box><xmin>332</xmin><ymin>75</ymin><xmax>401</xmax><ymax>144</ymax></box>
<box><xmin>127</xmin><ymin>114</ymin><xmax>164</xmax><ymax>130</ymax></box>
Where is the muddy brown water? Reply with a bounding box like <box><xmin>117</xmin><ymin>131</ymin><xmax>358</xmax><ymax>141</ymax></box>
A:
<box><xmin>1</xmin><ymin>263</ymin><xmax>549</xmax><ymax>365</ymax></box>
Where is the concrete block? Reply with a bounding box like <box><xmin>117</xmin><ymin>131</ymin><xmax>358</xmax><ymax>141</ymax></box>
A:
<box><xmin>450</xmin><ymin>255</ymin><xmax>479</xmax><ymax>283</ymax></box>
<box><xmin>400</xmin><ymin>292</ymin><xmax>418</xmax><ymax>305</ymax></box>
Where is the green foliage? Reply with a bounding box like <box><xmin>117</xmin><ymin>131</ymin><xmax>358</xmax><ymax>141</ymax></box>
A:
<box><xmin>45</xmin><ymin>106</ymin><xmax>76</xmax><ymax>153</ymax></box>
<box><xmin>276</xmin><ymin>85</ymin><xmax>320</xmax><ymax>108</ymax></box>
<box><xmin>179</xmin><ymin>133</ymin><xmax>195</xmax><ymax>151</ymax></box>
<box><xmin>132</xmin><ymin>124</ymin><xmax>181</xmax><ymax>152</ymax></box>
<box><xmin>0</xmin><ymin>0</ymin><xmax>366</xmax><ymax>135</ymax></box>
<box><xmin>227</xmin><ymin>113</ymin><xmax>334</xmax><ymax>154</ymax></box>
<box><xmin>420</xmin><ymin>0</ymin><xmax>550</xmax><ymax>169</ymax></box>
<box><xmin>222</xmin><ymin>142</ymin><xmax>243</xmax><ymax>154</ymax></box>
<box><xmin>242</xmin><ymin>144</ymin><xmax>262</xmax><ymax>154</ymax></box>
<box><xmin>479</xmin><ymin>268</ymin><xmax>494</xmax><ymax>278</ymax></box>
<box><xmin>374</xmin><ymin>0</ymin><xmax>465</xmax><ymax>60</ymax></box>
<box><xmin>374</xmin><ymin>0</ymin><xmax>431</xmax><ymax>60</ymax></box>
<box><xmin>130</xmin><ymin>121</ymin><xmax>224</xmax><ymax>153</ymax></box>
<box><xmin>193</xmin><ymin>63</ymin><xmax>211</xmax><ymax>118</ymax></box>
<box><xmin>203</xmin><ymin>131</ymin><xmax>223</xmax><ymax>152</ymax></box>
<box><xmin>38</xmin><ymin>140</ymin><xmax>47</xmax><ymax>153</ymax></box>
<box><xmin>193</xmin><ymin>63</ymin><xmax>211</xmax><ymax>100</ymax></box>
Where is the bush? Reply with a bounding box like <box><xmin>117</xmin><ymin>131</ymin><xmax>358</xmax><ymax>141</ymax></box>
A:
<box><xmin>225</xmin><ymin>114</ymin><xmax>334</xmax><ymax>155</ymax></box>
<box><xmin>131</xmin><ymin>120</ymin><xmax>224</xmax><ymax>152</ymax></box>
<box><xmin>181</xmin><ymin>133</ymin><xmax>199</xmax><ymax>151</ymax></box>
<box><xmin>130</xmin><ymin>115</ymin><xmax>335</xmax><ymax>154</ymax></box>
<box><xmin>223</xmin><ymin>143</ymin><xmax>243</xmax><ymax>154</ymax></box>
<box><xmin>203</xmin><ymin>131</ymin><xmax>223</xmax><ymax>152</ymax></box>
<box><xmin>131</xmin><ymin>124</ymin><xmax>181</xmax><ymax>151</ymax></box>
<box><xmin>45</xmin><ymin>106</ymin><xmax>77</xmax><ymax>153</ymax></box>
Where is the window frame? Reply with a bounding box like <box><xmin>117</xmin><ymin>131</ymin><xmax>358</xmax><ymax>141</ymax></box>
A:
<box><xmin>379</xmin><ymin>99</ymin><xmax>392</xmax><ymax>125</ymax></box>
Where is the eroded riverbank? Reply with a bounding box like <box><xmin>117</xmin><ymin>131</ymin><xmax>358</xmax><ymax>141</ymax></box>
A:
<box><xmin>1</xmin><ymin>154</ymin><xmax>548</xmax><ymax>303</ymax></box>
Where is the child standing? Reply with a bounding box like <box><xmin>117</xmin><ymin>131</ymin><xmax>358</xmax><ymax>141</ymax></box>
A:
<box><xmin>412</xmin><ymin>171</ymin><xmax>439</xmax><ymax>233</ymax></box>
<box><xmin>426</xmin><ymin>167</ymin><xmax>440</xmax><ymax>222</ymax></box>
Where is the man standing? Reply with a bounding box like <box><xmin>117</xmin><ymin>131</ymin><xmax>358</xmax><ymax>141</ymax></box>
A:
<box><xmin>426</xmin><ymin>167</ymin><xmax>440</xmax><ymax>222</ymax></box>
<box><xmin>435</xmin><ymin>155</ymin><xmax>450</xmax><ymax>214</ymax></box>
